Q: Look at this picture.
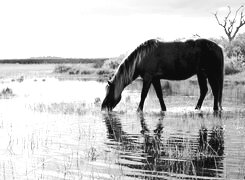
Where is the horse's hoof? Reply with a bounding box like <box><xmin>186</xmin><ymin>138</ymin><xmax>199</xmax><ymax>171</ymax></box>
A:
<box><xmin>213</xmin><ymin>110</ymin><xmax>222</xmax><ymax>117</ymax></box>
<box><xmin>195</xmin><ymin>106</ymin><xmax>201</xmax><ymax>110</ymax></box>
<box><xmin>137</xmin><ymin>107</ymin><xmax>143</xmax><ymax>112</ymax></box>
<box><xmin>161</xmin><ymin>107</ymin><xmax>167</xmax><ymax>111</ymax></box>
<box><xmin>137</xmin><ymin>109</ymin><xmax>143</xmax><ymax>115</ymax></box>
<box><xmin>213</xmin><ymin>107</ymin><xmax>219</xmax><ymax>111</ymax></box>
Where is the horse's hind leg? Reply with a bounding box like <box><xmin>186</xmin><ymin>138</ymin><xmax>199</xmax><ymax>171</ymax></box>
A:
<box><xmin>152</xmin><ymin>79</ymin><xmax>166</xmax><ymax>111</ymax></box>
<box><xmin>207</xmin><ymin>75</ymin><xmax>219</xmax><ymax>111</ymax></box>
<box><xmin>195</xmin><ymin>72</ymin><xmax>208</xmax><ymax>110</ymax></box>
<box><xmin>137</xmin><ymin>76</ymin><xmax>152</xmax><ymax>112</ymax></box>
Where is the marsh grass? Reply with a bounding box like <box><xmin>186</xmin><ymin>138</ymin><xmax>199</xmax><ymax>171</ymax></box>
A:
<box><xmin>30</xmin><ymin>102</ymin><xmax>94</xmax><ymax>115</ymax></box>
<box><xmin>0</xmin><ymin>87</ymin><xmax>14</xmax><ymax>98</ymax></box>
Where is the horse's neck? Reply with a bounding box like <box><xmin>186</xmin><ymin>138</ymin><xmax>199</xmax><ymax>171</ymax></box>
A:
<box><xmin>112</xmin><ymin>74</ymin><xmax>126</xmax><ymax>99</ymax></box>
<box><xmin>112</xmin><ymin>58</ymin><xmax>137</xmax><ymax>98</ymax></box>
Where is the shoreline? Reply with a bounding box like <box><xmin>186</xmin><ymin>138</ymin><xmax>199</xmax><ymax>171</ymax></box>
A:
<box><xmin>0</xmin><ymin>63</ymin><xmax>244</xmax><ymax>85</ymax></box>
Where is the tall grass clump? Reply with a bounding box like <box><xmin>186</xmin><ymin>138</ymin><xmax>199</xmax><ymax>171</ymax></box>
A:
<box><xmin>0</xmin><ymin>87</ymin><xmax>14</xmax><ymax>98</ymax></box>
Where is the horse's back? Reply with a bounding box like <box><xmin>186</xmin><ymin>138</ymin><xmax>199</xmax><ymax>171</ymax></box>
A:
<box><xmin>138</xmin><ymin>39</ymin><xmax>223</xmax><ymax>80</ymax></box>
<box><xmin>151</xmin><ymin>40</ymin><xmax>202</xmax><ymax>80</ymax></box>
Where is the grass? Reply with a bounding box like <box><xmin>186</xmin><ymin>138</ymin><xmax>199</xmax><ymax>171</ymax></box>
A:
<box><xmin>0</xmin><ymin>87</ymin><xmax>14</xmax><ymax>98</ymax></box>
<box><xmin>225</xmin><ymin>71</ymin><xmax>245</xmax><ymax>84</ymax></box>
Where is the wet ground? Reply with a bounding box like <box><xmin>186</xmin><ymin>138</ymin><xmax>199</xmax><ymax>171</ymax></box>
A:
<box><xmin>0</xmin><ymin>66</ymin><xmax>244</xmax><ymax>179</ymax></box>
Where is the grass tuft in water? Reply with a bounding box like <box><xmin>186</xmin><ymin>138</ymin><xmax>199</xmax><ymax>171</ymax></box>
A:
<box><xmin>0</xmin><ymin>87</ymin><xmax>15</xmax><ymax>99</ymax></box>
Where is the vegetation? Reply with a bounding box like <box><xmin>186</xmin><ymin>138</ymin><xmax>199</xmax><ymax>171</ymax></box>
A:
<box><xmin>0</xmin><ymin>87</ymin><xmax>14</xmax><ymax>98</ymax></box>
<box><xmin>211</xmin><ymin>32</ymin><xmax>245</xmax><ymax>75</ymax></box>
<box><xmin>0</xmin><ymin>57</ymin><xmax>107</xmax><ymax>64</ymax></box>
<box><xmin>225</xmin><ymin>62</ymin><xmax>241</xmax><ymax>75</ymax></box>
<box><xmin>53</xmin><ymin>65</ymin><xmax>72</xmax><ymax>73</ymax></box>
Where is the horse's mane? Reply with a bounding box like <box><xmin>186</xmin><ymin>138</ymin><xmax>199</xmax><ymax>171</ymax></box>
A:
<box><xmin>111</xmin><ymin>39</ymin><xmax>159</xmax><ymax>98</ymax></box>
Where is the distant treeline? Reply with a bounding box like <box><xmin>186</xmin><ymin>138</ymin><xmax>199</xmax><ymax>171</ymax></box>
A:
<box><xmin>0</xmin><ymin>58</ymin><xmax>108</xmax><ymax>64</ymax></box>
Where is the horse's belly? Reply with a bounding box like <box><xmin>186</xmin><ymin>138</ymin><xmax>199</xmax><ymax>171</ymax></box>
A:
<box><xmin>156</xmin><ymin>68</ymin><xmax>196</xmax><ymax>80</ymax></box>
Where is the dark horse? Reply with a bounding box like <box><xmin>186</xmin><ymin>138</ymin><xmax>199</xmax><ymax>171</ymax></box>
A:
<box><xmin>102</xmin><ymin>39</ymin><xmax>224</xmax><ymax>112</ymax></box>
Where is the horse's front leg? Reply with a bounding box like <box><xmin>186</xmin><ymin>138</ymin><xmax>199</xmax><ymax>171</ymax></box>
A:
<box><xmin>137</xmin><ymin>77</ymin><xmax>152</xmax><ymax>112</ymax></box>
<box><xmin>152</xmin><ymin>79</ymin><xmax>166</xmax><ymax>111</ymax></box>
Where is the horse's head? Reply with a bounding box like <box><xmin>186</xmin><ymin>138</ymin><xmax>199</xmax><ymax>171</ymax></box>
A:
<box><xmin>101</xmin><ymin>80</ymin><xmax>121</xmax><ymax>111</ymax></box>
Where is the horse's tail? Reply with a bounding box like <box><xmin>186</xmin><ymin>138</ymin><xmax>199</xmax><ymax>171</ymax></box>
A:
<box><xmin>216</xmin><ymin>46</ymin><xmax>224</xmax><ymax>109</ymax></box>
<box><xmin>199</xmin><ymin>39</ymin><xmax>224</xmax><ymax>110</ymax></box>
<box><xmin>218</xmin><ymin>46</ymin><xmax>224</xmax><ymax>110</ymax></box>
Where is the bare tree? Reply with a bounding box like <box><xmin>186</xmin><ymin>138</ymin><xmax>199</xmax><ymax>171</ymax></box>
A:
<box><xmin>214</xmin><ymin>5</ymin><xmax>245</xmax><ymax>42</ymax></box>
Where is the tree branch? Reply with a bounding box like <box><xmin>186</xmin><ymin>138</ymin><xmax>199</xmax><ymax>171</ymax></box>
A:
<box><xmin>231</xmin><ymin>5</ymin><xmax>245</xmax><ymax>40</ymax></box>
<box><xmin>214</xmin><ymin>5</ymin><xmax>245</xmax><ymax>42</ymax></box>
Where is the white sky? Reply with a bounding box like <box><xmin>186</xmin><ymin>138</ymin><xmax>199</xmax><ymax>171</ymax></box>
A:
<box><xmin>0</xmin><ymin>0</ymin><xmax>244</xmax><ymax>59</ymax></box>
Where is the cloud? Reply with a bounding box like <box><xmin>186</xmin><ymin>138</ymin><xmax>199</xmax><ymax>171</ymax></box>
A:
<box><xmin>0</xmin><ymin>0</ymin><xmax>244</xmax><ymax>58</ymax></box>
<box><xmin>82</xmin><ymin>0</ymin><xmax>244</xmax><ymax>17</ymax></box>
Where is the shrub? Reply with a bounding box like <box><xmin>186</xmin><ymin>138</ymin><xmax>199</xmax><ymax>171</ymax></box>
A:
<box><xmin>54</xmin><ymin>65</ymin><xmax>72</xmax><ymax>73</ymax></box>
<box><xmin>97</xmin><ymin>69</ymin><xmax>112</xmax><ymax>75</ymax></box>
<box><xmin>224</xmin><ymin>55</ymin><xmax>243</xmax><ymax>75</ymax></box>
<box><xmin>93</xmin><ymin>60</ymin><xmax>105</xmax><ymax>68</ymax></box>
<box><xmin>103</xmin><ymin>59</ymin><xmax>120</xmax><ymax>69</ymax></box>
<box><xmin>80</xmin><ymin>70</ymin><xmax>93</xmax><ymax>75</ymax></box>
<box><xmin>210</xmin><ymin>35</ymin><xmax>245</xmax><ymax>72</ymax></box>
<box><xmin>225</xmin><ymin>62</ymin><xmax>241</xmax><ymax>75</ymax></box>
<box><xmin>102</xmin><ymin>53</ymin><xmax>127</xmax><ymax>70</ymax></box>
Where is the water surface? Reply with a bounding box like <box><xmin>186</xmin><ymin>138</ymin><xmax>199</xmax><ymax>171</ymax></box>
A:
<box><xmin>0</xmin><ymin>76</ymin><xmax>244</xmax><ymax>179</ymax></box>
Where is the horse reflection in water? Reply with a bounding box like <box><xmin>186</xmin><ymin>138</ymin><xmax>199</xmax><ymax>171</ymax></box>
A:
<box><xmin>103</xmin><ymin>112</ymin><xmax>224</xmax><ymax>179</ymax></box>
<box><xmin>197</xmin><ymin>125</ymin><xmax>224</xmax><ymax>177</ymax></box>
<box><xmin>139</xmin><ymin>114</ymin><xmax>164</xmax><ymax>171</ymax></box>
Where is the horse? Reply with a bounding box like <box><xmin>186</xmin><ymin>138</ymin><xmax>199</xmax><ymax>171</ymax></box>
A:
<box><xmin>101</xmin><ymin>39</ymin><xmax>224</xmax><ymax>112</ymax></box>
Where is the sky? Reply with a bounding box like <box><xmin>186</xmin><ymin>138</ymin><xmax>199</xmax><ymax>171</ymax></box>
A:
<box><xmin>0</xmin><ymin>0</ymin><xmax>244</xmax><ymax>59</ymax></box>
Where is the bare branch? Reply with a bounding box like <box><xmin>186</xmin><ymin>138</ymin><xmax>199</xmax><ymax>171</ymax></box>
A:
<box><xmin>231</xmin><ymin>5</ymin><xmax>243</xmax><ymax>24</ymax></box>
<box><xmin>231</xmin><ymin>5</ymin><xmax>245</xmax><ymax>40</ymax></box>
<box><xmin>227</xmin><ymin>6</ymin><xmax>241</xmax><ymax>34</ymax></box>
<box><xmin>214</xmin><ymin>5</ymin><xmax>245</xmax><ymax>42</ymax></box>
<box><xmin>224</xmin><ymin>6</ymin><xmax>231</xmax><ymax>26</ymax></box>
<box><xmin>214</xmin><ymin>13</ymin><xmax>222</xmax><ymax>27</ymax></box>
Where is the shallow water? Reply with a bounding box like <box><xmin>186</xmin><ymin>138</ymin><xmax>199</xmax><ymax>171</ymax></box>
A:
<box><xmin>0</xmin><ymin>76</ymin><xmax>244</xmax><ymax>179</ymax></box>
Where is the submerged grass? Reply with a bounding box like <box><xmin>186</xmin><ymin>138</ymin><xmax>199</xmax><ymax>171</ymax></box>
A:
<box><xmin>30</xmin><ymin>102</ymin><xmax>97</xmax><ymax>115</ymax></box>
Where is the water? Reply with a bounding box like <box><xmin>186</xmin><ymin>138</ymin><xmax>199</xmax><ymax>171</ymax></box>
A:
<box><xmin>0</xmin><ymin>76</ymin><xmax>244</xmax><ymax>179</ymax></box>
